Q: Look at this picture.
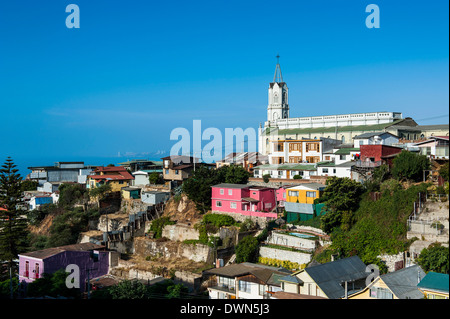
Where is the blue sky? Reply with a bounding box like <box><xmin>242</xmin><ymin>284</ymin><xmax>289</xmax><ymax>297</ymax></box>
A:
<box><xmin>0</xmin><ymin>0</ymin><xmax>448</xmax><ymax>162</ymax></box>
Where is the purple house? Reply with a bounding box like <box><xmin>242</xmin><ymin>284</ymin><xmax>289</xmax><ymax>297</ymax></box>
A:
<box><xmin>18</xmin><ymin>243</ymin><xmax>116</xmax><ymax>292</ymax></box>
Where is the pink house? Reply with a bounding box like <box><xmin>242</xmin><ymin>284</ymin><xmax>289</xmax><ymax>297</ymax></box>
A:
<box><xmin>211</xmin><ymin>183</ymin><xmax>277</xmax><ymax>220</ymax></box>
<box><xmin>18</xmin><ymin>243</ymin><xmax>114</xmax><ymax>292</ymax></box>
<box><xmin>276</xmin><ymin>186</ymin><xmax>288</xmax><ymax>207</ymax></box>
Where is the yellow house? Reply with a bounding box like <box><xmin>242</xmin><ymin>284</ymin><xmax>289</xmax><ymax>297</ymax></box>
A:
<box><xmin>280</xmin><ymin>256</ymin><xmax>368</xmax><ymax>299</ymax></box>
<box><xmin>87</xmin><ymin>166</ymin><xmax>134</xmax><ymax>192</ymax></box>
<box><xmin>417</xmin><ymin>272</ymin><xmax>449</xmax><ymax>299</ymax></box>
<box><xmin>348</xmin><ymin>265</ymin><xmax>426</xmax><ymax>299</ymax></box>
<box><xmin>285</xmin><ymin>183</ymin><xmax>325</xmax><ymax>204</ymax></box>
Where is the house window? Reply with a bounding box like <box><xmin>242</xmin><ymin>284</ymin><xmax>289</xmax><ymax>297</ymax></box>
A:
<box><xmin>165</xmin><ymin>169</ymin><xmax>169</xmax><ymax>174</ymax></box>
<box><xmin>259</xmin><ymin>284</ymin><xmax>266</xmax><ymax>296</ymax></box>
<box><xmin>216</xmin><ymin>201</ymin><xmax>222</xmax><ymax>207</ymax></box>
<box><xmin>175</xmin><ymin>170</ymin><xmax>179</xmax><ymax>175</ymax></box>
<box><xmin>238</xmin><ymin>280</ymin><xmax>251</xmax><ymax>293</ymax></box>
<box><xmin>278</xmin><ymin>171</ymin><xmax>283</xmax><ymax>176</ymax></box>
<box><xmin>289</xmin><ymin>191</ymin><xmax>299</xmax><ymax>197</ymax></box>
<box><xmin>230</xmin><ymin>202</ymin><xmax>237</xmax><ymax>209</ymax></box>
<box><xmin>119</xmin><ymin>181</ymin><xmax>124</xmax><ymax>184</ymax></box>
<box><xmin>228</xmin><ymin>189</ymin><xmax>232</xmax><ymax>195</ymax></box>
<box><xmin>34</xmin><ymin>263</ymin><xmax>40</xmax><ymax>279</ymax></box>
<box><xmin>218</xmin><ymin>277</ymin><xmax>235</xmax><ymax>290</ymax></box>
<box><xmin>265</xmin><ymin>203</ymin><xmax>272</xmax><ymax>209</ymax></box>
<box><xmin>306</xmin><ymin>191</ymin><xmax>316</xmax><ymax>198</ymax></box>
<box><xmin>370</xmin><ymin>287</ymin><xmax>393</xmax><ymax>299</ymax></box>
<box><xmin>340</xmin><ymin>155</ymin><xmax>346</xmax><ymax>161</ymax></box>
<box><xmin>220</xmin><ymin>189</ymin><xmax>224</xmax><ymax>195</ymax></box>
<box><xmin>289</xmin><ymin>143</ymin><xmax>301</xmax><ymax>152</ymax></box>
<box><xmin>274</xmin><ymin>142</ymin><xmax>284</xmax><ymax>152</ymax></box>
<box><xmin>333</xmin><ymin>169</ymin><xmax>336</xmax><ymax>174</ymax></box>
<box><xmin>25</xmin><ymin>261</ymin><xmax>29</xmax><ymax>278</ymax></box>
<box><xmin>322</xmin><ymin>168</ymin><xmax>329</xmax><ymax>174</ymax></box>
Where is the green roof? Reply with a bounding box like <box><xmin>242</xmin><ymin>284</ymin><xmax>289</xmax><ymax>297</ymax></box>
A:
<box><xmin>255</xmin><ymin>164</ymin><xmax>316</xmax><ymax>171</ymax></box>
<box><xmin>418</xmin><ymin>272</ymin><xmax>449</xmax><ymax>293</ymax></box>
<box><xmin>334</xmin><ymin>148</ymin><xmax>360</xmax><ymax>155</ymax></box>
<box><xmin>274</xmin><ymin>120</ymin><xmax>404</xmax><ymax>136</ymax></box>
<box><xmin>317</xmin><ymin>161</ymin><xmax>336</xmax><ymax>167</ymax></box>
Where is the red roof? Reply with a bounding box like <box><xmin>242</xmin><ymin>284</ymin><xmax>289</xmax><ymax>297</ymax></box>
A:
<box><xmin>89</xmin><ymin>166</ymin><xmax>134</xmax><ymax>181</ymax></box>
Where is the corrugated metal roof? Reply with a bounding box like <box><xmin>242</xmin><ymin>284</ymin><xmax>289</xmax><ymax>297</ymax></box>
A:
<box><xmin>381</xmin><ymin>265</ymin><xmax>426</xmax><ymax>299</ymax></box>
<box><xmin>301</xmin><ymin>256</ymin><xmax>368</xmax><ymax>299</ymax></box>
<box><xmin>211</xmin><ymin>183</ymin><xmax>249</xmax><ymax>189</ymax></box>
<box><xmin>19</xmin><ymin>243</ymin><xmax>105</xmax><ymax>260</ymax></box>
<box><xmin>417</xmin><ymin>272</ymin><xmax>449</xmax><ymax>293</ymax></box>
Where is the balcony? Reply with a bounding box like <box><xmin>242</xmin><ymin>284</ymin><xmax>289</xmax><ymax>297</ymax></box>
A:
<box><xmin>355</xmin><ymin>160</ymin><xmax>382</xmax><ymax>168</ymax></box>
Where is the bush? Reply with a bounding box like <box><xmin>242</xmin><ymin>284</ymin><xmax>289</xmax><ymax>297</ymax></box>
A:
<box><xmin>293</xmin><ymin>175</ymin><xmax>302</xmax><ymax>180</ymax></box>
<box><xmin>258</xmin><ymin>257</ymin><xmax>305</xmax><ymax>271</ymax></box>
<box><xmin>235</xmin><ymin>235</ymin><xmax>259</xmax><ymax>263</ymax></box>
<box><xmin>149</xmin><ymin>217</ymin><xmax>175</xmax><ymax>239</ymax></box>
<box><xmin>391</xmin><ymin>150</ymin><xmax>430</xmax><ymax>182</ymax></box>
<box><xmin>417</xmin><ymin>243</ymin><xmax>449</xmax><ymax>274</ymax></box>
<box><xmin>202</xmin><ymin>214</ymin><xmax>236</xmax><ymax>228</ymax></box>
<box><xmin>263</xmin><ymin>174</ymin><xmax>271</xmax><ymax>183</ymax></box>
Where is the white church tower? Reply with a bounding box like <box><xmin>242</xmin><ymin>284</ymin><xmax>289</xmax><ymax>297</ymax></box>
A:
<box><xmin>267</xmin><ymin>55</ymin><xmax>289</xmax><ymax>127</ymax></box>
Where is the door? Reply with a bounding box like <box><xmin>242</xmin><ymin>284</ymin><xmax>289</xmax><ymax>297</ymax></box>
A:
<box><xmin>35</xmin><ymin>263</ymin><xmax>40</xmax><ymax>279</ymax></box>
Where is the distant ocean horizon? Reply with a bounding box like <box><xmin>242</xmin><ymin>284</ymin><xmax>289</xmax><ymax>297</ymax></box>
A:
<box><xmin>3</xmin><ymin>155</ymin><xmax>163</xmax><ymax>178</ymax></box>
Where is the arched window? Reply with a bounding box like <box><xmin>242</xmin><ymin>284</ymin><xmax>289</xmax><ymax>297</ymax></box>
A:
<box><xmin>341</xmin><ymin>135</ymin><xmax>345</xmax><ymax>144</ymax></box>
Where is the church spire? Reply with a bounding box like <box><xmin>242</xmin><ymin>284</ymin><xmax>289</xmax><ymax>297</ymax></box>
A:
<box><xmin>273</xmin><ymin>54</ymin><xmax>283</xmax><ymax>83</ymax></box>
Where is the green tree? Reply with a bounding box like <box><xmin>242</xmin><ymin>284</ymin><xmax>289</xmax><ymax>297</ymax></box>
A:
<box><xmin>148</xmin><ymin>172</ymin><xmax>163</xmax><ymax>184</ymax></box>
<box><xmin>318</xmin><ymin>177</ymin><xmax>364</xmax><ymax>233</ymax></box>
<box><xmin>235</xmin><ymin>235</ymin><xmax>259</xmax><ymax>263</ymax></box>
<box><xmin>20</xmin><ymin>180</ymin><xmax>38</xmax><ymax>192</ymax></box>
<box><xmin>89</xmin><ymin>183</ymin><xmax>112</xmax><ymax>210</ymax></box>
<box><xmin>391</xmin><ymin>150</ymin><xmax>430</xmax><ymax>182</ymax></box>
<box><xmin>217</xmin><ymin>165</ymin><xmax>251</xmax><ymax>184</ymax></box>
<box><xmin>0</xmin><ymin>277</ymin><xmax>19</xmax><ymax>299</ymax></box>
<box><xmin>109</xmin><ymin>279</ymin><xmax>148</xmax><ymax>299</ymax></box>
<box><xmin>26</xmin><ymin>269</ymin><xmax>80</xmax><ymax>298</ymax></box>
<box><xmin>182</xmin><ymin>165</ymin><xmax>221</xmax><ymax>213</ymax></box>
<box><xmin>438</xmin><ymin>162</ymin><xmax>449</xmax><ymax>181</ymax></box>
<box><xmin>417</xmin><ymin>243</ymin><xmax>449</xmax><ymax>274</ymax></box>
<box><xmin>167</xmin><ymin>283</ymin><xmax>189</xmax><ymax>299</ymax></box>
<box><xmin>46</xmin><ymin>207</ymin><xmax>90</xmax><ymax>247</ymax></box>
<box><xmin>58</xmin><ymin>183</ymin><xmax>88</xmax><ymax>209</ymax></box>
<box><xmin>0</xmin><ymin>157</ymin><xmax>29</xmax><ymax>281</ymax></box>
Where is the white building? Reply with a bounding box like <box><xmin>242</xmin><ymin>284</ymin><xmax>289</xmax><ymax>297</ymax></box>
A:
<box><xmin>132</xmin><ymin>171</ymin><xmax>150</xmax><ymax>186</ymax></box>
<box><xmin>353</xmin><ymin>132</ymin><xmax>399</xmax><ymax>148</ymax></box>
<box><xmin>258</xmin><ymin>57</ymin><xmax>403</xmax><ymax>156</ymax></box>
<box><xmin>204</xmin><ymin>262</ymin><xmax>289</xmax><ymax>299</ymax></box>
<box><xmin>141</xmin><ymin>191</ymin><xmax>170</xmax><ymax>205</ymax></box>
<box><xmin>254</xmin><ymin>163</ymin><xmax>317</xmax><ymax>180</ymax></box>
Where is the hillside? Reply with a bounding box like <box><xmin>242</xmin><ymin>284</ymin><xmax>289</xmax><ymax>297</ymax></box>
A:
<box><xmin>161</xmin><ymin>194</ymin><xmax>204</xmax><ymax>225</ymax></box>
<box><xmin>314</xmin><ymin>181</ymin><xmax>431</xmax><ymax>268</ymax></box>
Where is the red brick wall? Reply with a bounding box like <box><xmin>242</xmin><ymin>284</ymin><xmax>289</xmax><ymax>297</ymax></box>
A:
<box><xmin>360</xmin><ymin>145</ymin><xmax>402</xmax><ymax>162</ymax></box>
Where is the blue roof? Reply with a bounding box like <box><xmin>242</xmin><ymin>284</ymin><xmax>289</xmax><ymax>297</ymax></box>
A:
<box><xmin>35</xmin><ymin>197</ymin><xmax>53</xmax><ymax>205</ymax></box>
<box><xmin>418</xmin><ymin>272</ymin><xmax>449</xmax><ymax>293</ymax></box>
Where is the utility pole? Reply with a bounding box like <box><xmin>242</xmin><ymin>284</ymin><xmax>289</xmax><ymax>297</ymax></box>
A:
<box><xmin>344</xmin><ymin>281</ymin><xmax>348</xmax><ymax>299</ymax></box>
<box><xmin>9</xmin><ymin>264</ymin><xmax>13</xmax><ymax>299</ymax></box>
<box><xmin>87</xmin><ymin>268</ymin><xmax>90</xmax><ymax>299</ymax></box>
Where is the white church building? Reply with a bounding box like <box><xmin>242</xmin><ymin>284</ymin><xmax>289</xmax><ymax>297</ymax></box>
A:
<box><xmin>258</xmin><ymin>57</ymin><xmax>406</xmax><ymax>156</ymax></box>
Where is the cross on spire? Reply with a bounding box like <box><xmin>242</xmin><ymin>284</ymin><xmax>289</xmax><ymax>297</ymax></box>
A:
<box><xmin>273</xmin><ymin>54</ymin><xmax>283</xmax><ymax>83</ymax></box>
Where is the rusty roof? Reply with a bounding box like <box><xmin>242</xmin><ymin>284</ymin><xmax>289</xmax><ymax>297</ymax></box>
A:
<box><xmin>19</xmin><ymin>243</ymin><xmax>105</xmax><ymax>260</ymax></box>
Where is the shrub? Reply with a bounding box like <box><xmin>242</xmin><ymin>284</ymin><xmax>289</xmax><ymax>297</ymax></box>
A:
<box><xmin>150</xmin><ymin>217</ymin><xmax>175</xmax><ymax>239</ymax></box>
<box><xmin>235</xmin><ymin>236</ymin><xmax>259</xmax><ymax>263</ymax></box>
